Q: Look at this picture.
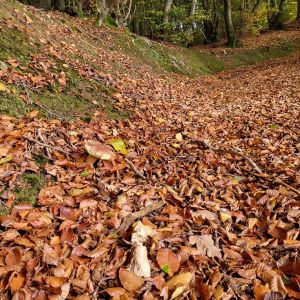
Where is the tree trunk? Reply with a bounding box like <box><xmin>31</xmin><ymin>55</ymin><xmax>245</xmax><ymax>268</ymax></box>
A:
<box><xmin>186</xmin><ymin>0</ymin><xmax>197</xmax><ymax>33</ymax></box>
<box><xmin>163</xmin><ymin>0</ymin><xmax>173</xmax><ymax>24</ymax></box>
<box><xmin>297</xmin><ymin>0</ymin><xmax>300</xmax><ymax>20</ymax></box>
<box><xmin>223</xmin><ymin>0</ymin><xmax>236</xmax><ymax>46</ymax></box>
<box><xmin>269</xmin><ymin>0</ymin><xmax>286</xmax><ymax>28</ymax></box>
<box><xmin>39</xmin><ymin>0</ymin><xmax>52</xmax><ymax>10</ymax></box>
<box><xmin>97</xmin><ymin>0</ymin><xmax>109</xmax><ymax>26</ymax></box>
<box><xmin>252</xmin><ymin>0</ymin><xmax>261</xmax><ymax>13</ymax></box>
<box><xmin>58</xmin><ymin>0</ymin><xmax>65</xmax><ymax>10</ymax></box>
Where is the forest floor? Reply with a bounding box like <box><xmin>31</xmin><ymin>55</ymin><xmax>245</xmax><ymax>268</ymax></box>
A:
<box><xmin>0</xmin><ymin>1</ymin><xmax>300</xmax><ymax>299</ymax></box>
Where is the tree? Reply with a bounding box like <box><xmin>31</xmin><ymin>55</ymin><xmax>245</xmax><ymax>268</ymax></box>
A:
<box><xmin>39</xmin><ymin>0</ymin><xmax>52</xmax><ymax>10</ymax></box>
<box><xmin>163</xmin><ymin>0</ymin><xmax>173</xmax><ymax>24</ymax></box>
<box><xmin>297</xmin><ymin>0</ymin><xmax>300</xmax><ymax>20</ymax></box>
<box><xmin>186</xmin><ymin>0</ymin><xmax>197</xmax><ymax>33</ymax></box>
<box><xmin>97</xmin><ymin>0</ymin><xmax>109</xmax><ymax>26</ymax></box>
<box><xmin>269</xmin><ymin>0</ymin><xmax>286</xmax><ymax>29</ymax></box>
<box><xmin>223</xmin><ymin>0</ymin><xmax>236</xmax><ymax>46</ymax></box>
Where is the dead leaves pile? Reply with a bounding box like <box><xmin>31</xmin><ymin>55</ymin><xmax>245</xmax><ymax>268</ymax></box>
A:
<box><xmin>0</xmin><ymin>3</ymin><xmax>300</xmax><ymax>299</ymax></box>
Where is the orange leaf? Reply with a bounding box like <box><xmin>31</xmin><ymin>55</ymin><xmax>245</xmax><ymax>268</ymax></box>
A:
<box><xmin>119</xmin><ymin>268</ymin><xmax>144</xmax><ymax>292</ymax></box>
<box><xmin>156</xmin><ymin>248</ymin><xmax>180</xmax><ymax>276</ymax></box>
<box><xmin>10</xmin><ymin>276</ymin><xmax>25</xmax><ymax>294</ymax></box>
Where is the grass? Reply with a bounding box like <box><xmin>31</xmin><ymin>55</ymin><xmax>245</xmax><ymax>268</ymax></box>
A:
<box><xmin>0</xmin><ymin>24</ymin><xmax>125</xmax><ymax>120</ymax></box>
<box><xmin>117</xmin><ymin>30</ymin><xmax>300</xmax><ymax>77</ymax></box>
<box><xmin>228</xmin><ymin>39</ymin><xmax>300</xmax><ymax>67</ymax></box>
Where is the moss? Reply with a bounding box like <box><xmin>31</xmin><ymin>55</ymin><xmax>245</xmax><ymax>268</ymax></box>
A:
<box><xmin>33</xmin><ymin>154</ymin><xmax>49</xmax><ymax>166</ymax></box>
<box><xmin>0</xmin><ymin>27</ymin><xmax>35</xmax><ymax>64</ymax></box>
<box><xmin>13</xmin><ymin>173</ymin><xmax>45</xmax><ymax>205</ymax></box>
<box><xmin>229</xmin><ymin>39</ymin><xmax>300</xmax><ymax>67</ymax></box>
<box><xmin>117</xmin><ymin>32</ymin><xmax>300</xmax><ymax>77</ymax></box>
<box><xmin>0</xmin><ymin>92</ymin><xmax>32</xmax><ymax>117</ymax></box>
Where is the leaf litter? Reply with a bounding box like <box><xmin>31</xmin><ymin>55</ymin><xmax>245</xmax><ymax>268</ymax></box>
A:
<box><xmin>0</xmin><ymin>4</ymin><xmax>300</xmax><ymax>300</ymax></box>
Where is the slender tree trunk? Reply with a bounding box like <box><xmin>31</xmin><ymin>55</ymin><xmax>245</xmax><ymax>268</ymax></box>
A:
<box><xmin>223</xmin><ymin>0</ymin><xmax>236</xmax><ymax>46</ymax></box>
<box><xmin>297</xmin><ymin>0</ymin><xmax>300</xmax><ymax>20</ymax></box>
<box><xmin>163</xmin><ymin>0</ymin><xmax>173</xmax><ymax>24</ymax></box>
<box><xmin>58</xmin><ymin>0</ymin><xmax>65</xmax><ymax>10</ymax></box>
<box><xmin>39</xmin><ymin>0</ymin><xmax>52</xmax><ymax>10</ymax></box>
<box><xmin>97</xmin><ymin>0</ymin><xmax>108</xmax><ymax>26</ymax></box>
<box><xmin>186</xmin><ymin>0</ymin><xmax>197</xmax><ymax>33</ymax></box>
<box><xmin>269</xmin><ymin>0</ymin><xmax>286</xmax><ymax>28</ymax></box>
<box><xmin>252</xmin><ymin>0</ymin><xmax>261</xmax><ymax>13</ymax></box>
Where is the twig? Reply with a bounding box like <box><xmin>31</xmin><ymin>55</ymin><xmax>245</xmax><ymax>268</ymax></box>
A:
<box><xmin>20</xmin><ymin>82</ymin><xmax>65</xmax><ymax>119</ymax></box>
<box><xmin>274</xmin><ymin>179</ymin><xmax>300</xmax><ymax>196</ymax></box>
<box><xmin>202</xmin><ymin>140</ymin><xmax>264</xmax><ymax>174</ymax></box>
<box><xmin>24</xmin><ymin>136</ymin><xmax>71</xmax><ymax>156</ymax></box>
<box><xmin>125</xmin><ymin>158</ymin><xmax>146</xmax><ymax>179</ymax></box>
<box><xmin>231</xmin><ymin>147</ymin><xmax>264</xmax><ymax>175</ymax></box>
<box><xmin>197</xmin><ymin>139</ymin><xmax>300</xmax><ymax>197</ymax></box>
<box><xmin>37</xmin><ymin>128</ymin><xmax>52</xmax><ymax>159</ymax></box>
<box><xmin>116</xmin><ymin>200</ymin><xmax>165</xmax><ymax>234</ymax></box>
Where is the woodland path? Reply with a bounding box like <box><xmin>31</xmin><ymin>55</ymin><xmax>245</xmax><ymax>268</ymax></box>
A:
<box><xmin>0</xmin><ymin>50</ymin><xmax>300</xmax><ymax>299</ymax></box>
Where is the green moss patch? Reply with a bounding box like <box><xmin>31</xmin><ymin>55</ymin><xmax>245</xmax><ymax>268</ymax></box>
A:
<box><xmin>13</xmin><ymin>173</ymin><xmax>45</xmax><ymax>206</ymax></box>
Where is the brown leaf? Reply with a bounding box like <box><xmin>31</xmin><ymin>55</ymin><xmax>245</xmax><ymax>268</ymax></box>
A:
<box><xmin>43</xmin><ymin>244</ymin><xmax>59</xmax><ymax>266</ymax></box>
<box><xmin>264</xmin><ymin>292</ymin><xmax>284</xmax><ymax>300</ymax></box>
<box><xmin>254</xmin><ymin>282</ymin><xmax>270</xmax><ymax>300</ymax></box>
<box><xmin>104</xmin><ymin>287</ymin><xmax>127</xmax><ymax>296</ymax></box>
<box><xmin>189</xmin><ymin>235</ymin><xmax>222</xmax><ymax>259</ymax></box>
<box><xmin>119</xmin><ymin>268</ymin><xmax>144</xmax><ymax>292</ymax></box>
<box><xmin>209</xmin><ymin>268</ymin><xmax>222</xmax><ymax>288</ymax></box>
<box><xmin>260</xmin><ymin>270</ymin><xmax>287</xmax><ymax>297</ymax></box>
<box><xmin>45</xmin><ymin>276</ymin><xmax>66</xmax><ymax>288</ymax></box>
<box><xmin>156</xmin><ymin>248</ymin><xmax>180</xmax><ymax>276</ymax></box>
<box><xmin>10</xmin><ymin>276</ymin><xmax>25</xmax><ymax>294</ymax></box>
<box><xmin>165</xmin><ymin>272</ymin><xmax>193</xmax><ymax>290</ymax></box>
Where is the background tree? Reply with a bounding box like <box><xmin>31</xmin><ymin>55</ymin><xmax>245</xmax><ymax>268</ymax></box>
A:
<box><xmin>224</xmin><ymin>0</ymin><xmax>236</xmax><ymax>46</ymax></box>
<box><xmin>18</xmin><ymin>0</ymin><xmax>299</xmax><ymax>47</ymax></box>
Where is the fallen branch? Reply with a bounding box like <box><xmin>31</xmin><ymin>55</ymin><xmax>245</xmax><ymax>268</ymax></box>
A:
<box><xmin>196</xmin><ymin>139</ymin><xmax>300</xmax><ymax>197</ymax></box>
<box><xmin>37</xmin><ymin>128</ymin><xmax>52</xmax><ymax>159</ymax></box>
<box><xmin>274</xmin><ymin>179</ymin><xmax>300</xmax><ymax>197</ymax></box>
<box><xmin>24</xmin><ymin>136</ymin><xmax>71</xmax><ymax>156</ymax></box>
<box><xmin>202</xmin><ymin>140</ymin><xmax>264</xmax><ymax>175</ymax></box>
<box><xmin>125</xmin><ymin>158</ymin><xmax>146</xmax><ymax>179</ymax></box>
<box><xmin>116</xmin><ymin>200</ymin><xmax>165</xmax><ymax>234</ymax></box>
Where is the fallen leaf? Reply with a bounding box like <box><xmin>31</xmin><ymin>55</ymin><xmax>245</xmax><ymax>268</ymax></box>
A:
<box><xmin>43</xmin><ymin>244</ymin><xmax>59</xmax><ymax>266</ymax></box>
<box><xmin>165</xmin><ymin>272</ymin><xmax>193</xmax><ymax>290</ymax></box>
<box><xmin>109</xmin><ymin>138</ymin><xmax>128</xmax><ymax>155</ymax></box>
<box><xmin>119</xmin><ymin>268</ymin><xmax>144</xmax><ymax>292</ymax></box>
<box><xmin>156</xmin><ymin>249</ymin><xmax>180</xmax><ymax>276</ymax></box>
<box><xmin>171</xmin><ymin>285</ymin><xmax>186</xmax><ymax>299</ymax></box>
<box><xmin>189</xmin><ymin>235</ymin><xmax>222</xmax><ymax>259</ymax></box>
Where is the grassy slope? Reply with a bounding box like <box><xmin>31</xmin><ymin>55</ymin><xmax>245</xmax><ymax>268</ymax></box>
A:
<box><xmin>0</xmin><ymin>0</ymin><xmax>299</xmax><ymax>119</ymax></box>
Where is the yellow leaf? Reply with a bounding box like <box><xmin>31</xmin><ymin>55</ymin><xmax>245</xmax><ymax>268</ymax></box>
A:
<box><xmin>220</xmin><ymin>211</ymin><xmax>231</xmax><ymax>222</ymax></box>
<box><xmin>172</xmin><ymin>143</ymin><xmax>180</xmax><ymax>149</ymax></box>
<box><xmin>175</xmin><ymin>133</ymin><xmax>183</xmax><ymax>142</ymax></box>
<box><xmin>166</xmin><ymin>272</ymin><xmax>193</xmax><ymax>289</ymax></box>
<box><xmin>0</xmin><ymin>82</ymin><xmax>8</xmax><ymax>92</ymax></box>
<box><xmin>109</xmin><ymin>138</ymin><xmax>128</xmax><ymax>155</ymax></box>
<box><xmin>171</xmin><ymin>286</ymin><xmax>186</xmax><ymax>299</ymax></box>
<box><xmin>213</xmin><ymin>286</ymin><xmax>224</xmax><ymax>300</ymax></box>
<box><xmin>0</xmin><ymin>156</ymin><xmax>13</xmax><ymax>165</ymax></box>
